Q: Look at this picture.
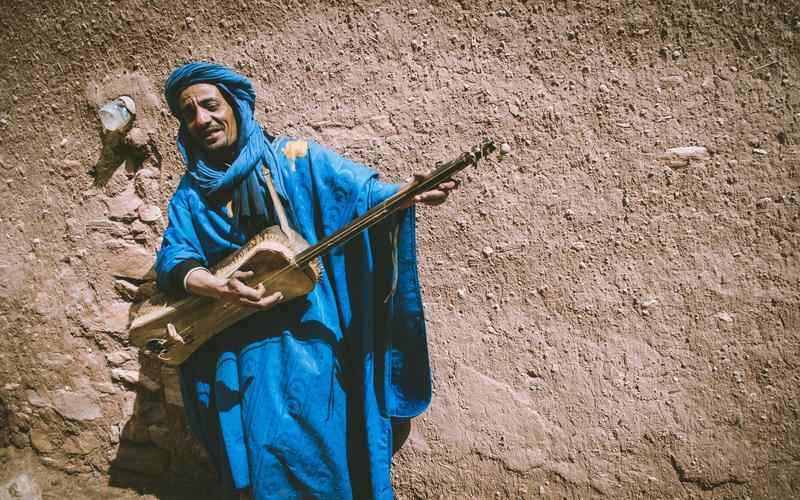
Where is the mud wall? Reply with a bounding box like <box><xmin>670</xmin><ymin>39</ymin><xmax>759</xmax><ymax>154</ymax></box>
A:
<box><xmin>0</xmin><ymin>0</ymin><xmax>798</xmax><ymax>498</ymax></box>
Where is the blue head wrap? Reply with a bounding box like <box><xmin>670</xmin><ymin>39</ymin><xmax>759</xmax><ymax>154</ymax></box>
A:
<box><xmin>164</xmin><ymin>61</ymin><xmax>280</xmax><ymax>233</ymax></box>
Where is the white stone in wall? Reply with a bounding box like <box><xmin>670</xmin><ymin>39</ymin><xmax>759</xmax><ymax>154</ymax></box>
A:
<box><xmin>0</xmin><ymin>473</ymin><xmax>42</xmax><ymax>500</ymax></box>
<box><xmin>98</xmin><ymin>96</ymin><xmax>135</xmax><ymax>136</ymax></box>
<box><xmin>137</xmin><ymin>204</ymin><xmax>162</xmax><ymax>223</ymax></box>
<box><xmin>658</xmin><ymin>146</ymin><xmax>710</xmax><ymax>168</ymax></box>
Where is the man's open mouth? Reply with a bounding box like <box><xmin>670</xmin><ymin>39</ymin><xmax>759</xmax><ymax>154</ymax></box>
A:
<box><xmin>203</xmin><ymin>129</ymin><xmax>223</xmax><ymax>140</ymax></box>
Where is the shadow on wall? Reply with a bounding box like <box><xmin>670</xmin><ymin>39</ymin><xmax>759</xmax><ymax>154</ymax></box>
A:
<box><xmin>110</xmin><ymin>263</ymin><xmax>222</xmax><ymax>497</ymax></box>
<box><xmin>110</xmin><ymin>312</ymin><xmax>414</xmax><ymax>499</ymax></box>
<box><xmin>85</xmin><ymin>93</ymin><xmax>221</xmax><ymax>499</ymax></box>
<box><xmin>107</xmin><ymin>350</ymin><xmax>222</xmax><ymax>500</ymax></box>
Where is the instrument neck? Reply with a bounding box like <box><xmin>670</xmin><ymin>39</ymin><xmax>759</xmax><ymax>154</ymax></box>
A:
<box><xmin>294</xmin><ymin>140</ymin><xmax>495</xmax><ymax>266</ymax></box>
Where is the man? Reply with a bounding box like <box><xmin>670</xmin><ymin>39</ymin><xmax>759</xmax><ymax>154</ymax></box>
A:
<box><xmin>155</xmin><ymin>62</ymin><xmax>457</xmax><ymax>499</ymax></box>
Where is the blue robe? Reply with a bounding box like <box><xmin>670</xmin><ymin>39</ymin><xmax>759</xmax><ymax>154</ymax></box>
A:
<box><xmin>155</xmin><ymin>137</ymin><xmax>431</xmax><ymax>499</ymax></box>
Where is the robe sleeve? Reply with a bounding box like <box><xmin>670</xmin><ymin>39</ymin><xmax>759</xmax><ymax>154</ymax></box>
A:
<box><xmin>155</xmin><ymin>184</ymin><xmax>209</xmax><ymax>293</ymax></box>
<box><xmin>369</xmin><ymin>200</ymin><xmax>431</xmax><ymax>418</ymax></box>
<box><xmin>353</xmin><ymin>165</ymin><xmax>430</xmax><ymax>417</ymax></box>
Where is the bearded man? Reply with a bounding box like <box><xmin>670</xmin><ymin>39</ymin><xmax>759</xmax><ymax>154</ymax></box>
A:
<box><xmin>155</xmin><ymin>62</ymin><xmax>456</xmax><ymax>499</ymax></box>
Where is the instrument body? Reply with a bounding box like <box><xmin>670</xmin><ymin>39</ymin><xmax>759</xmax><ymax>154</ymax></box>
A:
<box><xmin>129</xmin><ymin>139</ymin><xmax>496</xmax><ymax>365</ymax></box>
<box><xmin>129</xmin><ymin>225</ymin><xmax>320</xmax><ymax>365</ymax></box>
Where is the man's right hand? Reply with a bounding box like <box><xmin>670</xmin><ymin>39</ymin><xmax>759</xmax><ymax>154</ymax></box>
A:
<box><xmin>186</xmin><ymin>269</ymin><xmax>284</xmax><ymax>310</ymax></box>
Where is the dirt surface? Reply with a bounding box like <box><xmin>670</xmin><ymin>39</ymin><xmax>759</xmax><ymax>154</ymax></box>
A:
<box><xmin>0</xmin><ymin>0</ymin><xmax>799</xmax><ymax>498</ymax></box>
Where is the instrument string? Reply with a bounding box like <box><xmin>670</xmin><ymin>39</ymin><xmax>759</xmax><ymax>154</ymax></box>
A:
<box><xmin>291</xmin><ymin>140</ymin><xmax>494</xmax><ymax>270</ymax></box>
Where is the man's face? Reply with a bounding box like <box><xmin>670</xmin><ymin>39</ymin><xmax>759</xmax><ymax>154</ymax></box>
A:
<box><xmin>178</xmin><ymin>83</ymin><xmax>238</xmax><ymax>156</ymax></box>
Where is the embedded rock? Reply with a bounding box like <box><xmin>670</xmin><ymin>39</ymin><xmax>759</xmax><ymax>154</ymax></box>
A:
<box><xmin>82</xmin><ymin>300</ymin><xmax>131</xmax><ymax>334</ymax></box>
<box><xmin>50</xmin><ymin>389</ymin><xmax>102</xmax><ymax>422</ymax></box>
<box><xmin>106</xmin><ymin>187</ymin><xmax>143</xmax><ymax>222</ymax></box>
<box><xmin>105</xmin><ymin>242</ymin><xmax>155</xmax><ymax>280</ymax></box>
<box><xmin>1</xmin><ymin>473</ymin><xmax>42</xmax><ymax>500</ymax></box>
<box><xmin>137</xmin><ymin>204</ymin><xmax>162</xmax><ymax>223</ymax></box>
<box><xmin>658</xmin><ymin>146</ymin><xmax>710</xmax><ymax>168</ymax></box>
<box><xmin>111</xmin><ymin>368</ymin><xmax>160</xmax><ymax>392</ymax></box>
<box><xmin>113</xmin><ymin>279</ymin><xmax>139</xmax><ymax>301</ymax></box>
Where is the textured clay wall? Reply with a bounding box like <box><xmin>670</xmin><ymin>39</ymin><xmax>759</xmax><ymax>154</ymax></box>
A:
<box><xmin>0</xmin><ymin>0</ymin><xmax>798</xmax><ymax>498</ymax></box>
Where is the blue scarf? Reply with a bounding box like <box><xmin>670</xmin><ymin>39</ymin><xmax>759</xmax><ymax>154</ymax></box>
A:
<box><xmin>164</xmin><ymin>62</ymin><xmax>281</xmax><ymax>233</ymax></box>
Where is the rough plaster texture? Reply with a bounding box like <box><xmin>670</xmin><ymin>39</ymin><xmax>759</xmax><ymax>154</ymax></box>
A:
<box><xmin>0</xmin><ymin>0</ymin><xmax>798</xmax><ymax>498</ymax></box>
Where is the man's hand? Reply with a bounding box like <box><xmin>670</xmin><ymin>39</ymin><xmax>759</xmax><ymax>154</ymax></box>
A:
<box><xmin>186</xmin><ymin>269</ymin><xmax>284</xmax><ymax>310</ymax></box>
<box><xmin>404</xmin><ymin>171</ymin><xmax>460</xmax><ymax>208</ymax></box>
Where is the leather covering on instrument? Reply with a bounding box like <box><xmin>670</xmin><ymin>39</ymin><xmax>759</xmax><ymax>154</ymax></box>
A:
<box><xmin>129</xmin><ymin>224</ymin><xmax>320</xmax><ymax>365</ymax></box>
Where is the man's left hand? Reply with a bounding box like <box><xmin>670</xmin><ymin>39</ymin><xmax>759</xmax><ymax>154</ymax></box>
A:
<box><xmin>410</xmin><ymin>172</ymin><xmax>460</xmax><ymax>206</ymax></box>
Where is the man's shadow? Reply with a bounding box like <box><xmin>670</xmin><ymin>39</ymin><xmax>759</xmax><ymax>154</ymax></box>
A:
<box><xmin>107</xmin><ymin>279</ymin><xmax>224</xmax><ymax>499</ymax></box>
<box><xmin>109</xmin><ymin>299</ymin><xmax>409</xmax><ymax>499</ymax></box>
<box><xmin>107</xmin><ymin>350</ymin><xmax>222</xmax><ymax>499</ymax></box>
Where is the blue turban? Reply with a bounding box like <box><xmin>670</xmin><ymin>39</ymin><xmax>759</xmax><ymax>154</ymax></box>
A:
<box><xmin>164</xmin><ymin>61</ymin><xmax>280</xmax><ymax>234</ymax></box>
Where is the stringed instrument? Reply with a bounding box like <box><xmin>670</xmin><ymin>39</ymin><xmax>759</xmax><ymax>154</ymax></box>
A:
<box><xmin>129</xmin><ymin>139</ymin><xmax>496</xmax><ymax>365</ymax></box>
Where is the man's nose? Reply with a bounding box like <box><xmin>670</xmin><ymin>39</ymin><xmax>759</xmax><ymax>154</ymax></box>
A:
<box><xmin>195</xmin><ymin>107</ymin><xmax>212</xmax><ymax>126</ymax></box>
